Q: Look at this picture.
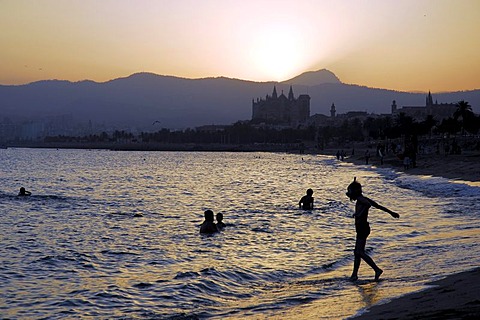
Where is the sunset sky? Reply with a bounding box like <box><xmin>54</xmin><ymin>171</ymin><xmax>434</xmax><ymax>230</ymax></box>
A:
<box><xmin>1</xmin><ymin>0</ymin><xmax>479</xmax><ymax>92</ymax></box>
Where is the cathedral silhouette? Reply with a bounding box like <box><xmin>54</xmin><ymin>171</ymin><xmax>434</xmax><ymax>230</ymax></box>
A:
<box><xmin>252</xmin><ymin>86</ymin><xmax>310</xmax><ymax>127</ymax></box>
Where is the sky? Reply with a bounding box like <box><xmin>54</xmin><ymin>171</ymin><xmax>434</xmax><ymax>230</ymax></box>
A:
<box><xmin>1</xmin><ymin>0</ymin><xmax>479</xmax><ymax>92</ymax></box>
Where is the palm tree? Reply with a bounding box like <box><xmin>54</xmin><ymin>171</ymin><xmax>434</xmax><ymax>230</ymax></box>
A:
<box><xmin>395</xmin><ymin>112</ymin><xmax>414</xmax><ymax>135</ymax></box>
<box><xmin>423</xmin><ymin>115</ymin><xmax>437</xmax><ymax>137</ymax></box>
<box><xmin>454</xmin><ymin>100</ymin><xmax>474</xmax><ymax>135</ymax></box>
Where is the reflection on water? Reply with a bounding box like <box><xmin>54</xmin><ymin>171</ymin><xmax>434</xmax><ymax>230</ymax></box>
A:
<box><xmin>0</xmin><ymin>148</ymin><xmax>479</xmax><ymax>319</ymax></box>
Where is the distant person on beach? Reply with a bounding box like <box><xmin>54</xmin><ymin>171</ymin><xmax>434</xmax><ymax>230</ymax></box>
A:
<box><xmin>299</xmin><ymin>188</ymin><xmax>314</xmax><ymax>210</ymax></box>
<box><xmin>378</xmin><ymin>149</ymin><xmax>384</xmax><ymax>165</ymax></box>
<box><xmin>346</xmin><ymin>178</ymin><xmax>399</xmax><ymax>281</ymax></box>
<box><xmin>364</xmin><ymin>150</ymin><xmax>370</xmax><ymax>165</ymax></box>
<box><xmin>403</xmin><ymin>156</ymin><xmax>411</xmax><ymax>170</ymax></box>
<box><xmin>216</xmin><ymin>212</ymin><xmax>226</xmax><ymax>230</ymax></box>
<box><xmin>200</xmin><ymin>210</ymin><xmax>218</xmax><ymax>234</ymax></box>
<box><xmin>18</xmin><ymin>187</ymin><xmax>31</xmax><ymax>196</ymax></box>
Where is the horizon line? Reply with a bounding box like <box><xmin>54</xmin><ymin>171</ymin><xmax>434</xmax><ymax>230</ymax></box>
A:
<box><xmin>1</xmin><ymin>70</ymin><xmax>479</xmax><ymax>94</ymax></box>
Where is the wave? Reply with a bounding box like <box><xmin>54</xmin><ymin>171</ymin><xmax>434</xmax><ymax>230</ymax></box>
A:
<box><xmin>365</xmin><ymin>165</ymin><xmax>480</xmax><ymax>199</ymax></box>
<box><xmin>394</xmin><ymin>174</ymin><xmax>480</xmax><ymax>199</ymax></box>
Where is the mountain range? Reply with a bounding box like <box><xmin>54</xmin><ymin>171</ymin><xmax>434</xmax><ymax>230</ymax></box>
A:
<box><xmin>1</xmin><ymin>69</ymin><xmax>479</xmax><ymax>130</ymax></box>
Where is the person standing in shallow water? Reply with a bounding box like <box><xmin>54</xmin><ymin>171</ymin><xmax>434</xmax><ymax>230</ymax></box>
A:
<box><xmin>199</xmin><ymin>210</ymin><xmax>218</xmax><ymax>234</ymax></box>
<box><xmin>346</xmin><ymin>178</ymin><xmax>399</xmax><ymax>281</ymax></box>
<box><xmin>299</xmin><ymin>188</ymin><xmax>314</xmax><ymax>210</ymax></box>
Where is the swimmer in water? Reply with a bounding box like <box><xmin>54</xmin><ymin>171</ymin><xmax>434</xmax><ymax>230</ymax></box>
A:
<box><xmin>18</xmin><ymin>187</ymin><xmax>32</xmax><ymax>196</ymax></box>
<box><xmin>299</xmin><ymin>188</ymin><xmax>314</xmax><ymax>210</ymax></box>
<box><xmin>216</xmin><ymin>212</ymin><xmax>226</xmax><ymax>230</ymax></box>
<box><xmin>200</xmin><ymin>210</ymin><xmax>218</xmax><ymax>234</ymax></box>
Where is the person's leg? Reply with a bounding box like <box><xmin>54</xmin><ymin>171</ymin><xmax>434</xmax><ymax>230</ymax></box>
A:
<box><xmin>357</xmin><ymin>233</ymin><xmax>383</xmax><ymax>281</ymax></box>
<box><xmin>350</xmin><ymin>237</ymin><xmax>365</xmax><ymax>280</ymax></box>
<box><xmin>352</xmin><ymin>237</ymin><xmax>383</xmax><ymax>281</ymax></box>
<box><xmin>359</xmin><ymin>251</ymin><xmax>383</xmax><ymax>280</ymax></box>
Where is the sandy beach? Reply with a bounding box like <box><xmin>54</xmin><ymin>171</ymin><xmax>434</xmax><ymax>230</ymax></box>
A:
<box><xmin>351</xmin><ymin>267</ymin><xmax>480</xmax><ymax>319</ymax></box>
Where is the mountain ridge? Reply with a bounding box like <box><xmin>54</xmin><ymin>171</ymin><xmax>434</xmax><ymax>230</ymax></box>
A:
<box><xmin>282</xmin><ymin>69</ymin><xmax>341</xmax><ymax>86</ymax></box>
<box><xmin>1</xmin><ymin>69</ymin><xmax>479</xmax><ymax>130</ymax></box>
<box><xmin>7</xmin><ymin>69</ymin><xmax>478</xmax><ymax>94</ymax></box>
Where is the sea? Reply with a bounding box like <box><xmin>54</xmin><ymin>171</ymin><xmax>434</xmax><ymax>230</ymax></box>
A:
<box><xmin>1</xmin><ymin>148</ymin><xmax>479</xmax><ymax>319</ymax></box>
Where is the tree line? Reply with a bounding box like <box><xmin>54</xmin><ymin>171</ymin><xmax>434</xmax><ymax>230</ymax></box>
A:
<box><xmin>45</xmin><ymin>101</ymin><xmax>479</xmax><ymax>146</ymax></box>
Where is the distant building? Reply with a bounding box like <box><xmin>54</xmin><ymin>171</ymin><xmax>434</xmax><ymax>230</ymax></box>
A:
<box><xmin>309</xmin><ymin>113</ymin><xmax>332</xmax><ymax>127</ymax></box>
<box><xmin>336</xmin><ymin>111</ymin><xmax>369</xmax><ymax>121</ymax></box>
<box><xmin>330</xmin><ymin>103</ymin><xmax>336</xmax><ymax>118</ymax></box>
<box><xmin>20</xmin><ymin>121</ymin><xmax>45</xmax><ymax>140</ymax></box>
<box><xmin>309</xmin><ymin>103</ymin><xmax>372</xmax><ymax>127</ymax></box>
<box><xmin>196</xmin><ymin>125</ymin><xmax>227</xmax><ymax>133</ymax></box>
<box><xmin>252</xmin><ymin>86</ymin><xmax>310</xmax><ymax>127</ymax></box>
<box><xmin>392</xmin><ymin>92</ymin><xmax>457</xmax><ymax>121</ymax></box>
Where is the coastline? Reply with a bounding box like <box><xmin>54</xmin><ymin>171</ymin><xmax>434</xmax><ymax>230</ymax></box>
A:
<box><xmin>4</xmin><ymin>142</ymin><xmax>480</xmax><ymax>183</ymax></box>
<box><xmin>2</xmin><ymin>141</ymin><xmax>302</xmax><ymax>153</ymax></box>
<box><xmin>331</xmin><ymin>146</ymin><xmax>480</xmax><ymax>319</ymax></box>
<box><xmin>350</xmin><ymin>267</ymin><xmax>480</xmax><ymax>319</ymax></box>
<box><xmin>323</xmin><ymin>147</ymin><xmax>480</xmax><ymax>185</ymax></box>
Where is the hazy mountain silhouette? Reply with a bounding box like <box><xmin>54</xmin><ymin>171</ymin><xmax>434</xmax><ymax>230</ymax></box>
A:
<box><xmin>1</xmin><ymin>69</ymin><xmax>479</xmax><ymax>130</ymax></box>
<box><xmin>283</xmin><ymin>69</ymin><xmax>341</xmax><ymax>86</ymax></box>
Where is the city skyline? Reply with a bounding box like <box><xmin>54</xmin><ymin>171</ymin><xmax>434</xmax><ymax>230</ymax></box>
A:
<box><xmin>1</xmin><ymin>0</ymin><xmax>480</xmax><ymax>92</ymax></box>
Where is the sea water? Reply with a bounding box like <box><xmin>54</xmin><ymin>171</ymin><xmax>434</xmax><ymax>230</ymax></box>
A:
<box><xmin>1</xmin><ymin>148</ymin><xmax>479</xmax><ymax>319</ymax></box>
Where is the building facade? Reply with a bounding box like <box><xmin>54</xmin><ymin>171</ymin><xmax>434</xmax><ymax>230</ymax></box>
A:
<box><xmin>252</xmin><ymin>86</ymin><xmax>310</xmax><ymax>127</ymax></box>
<box><xmin>391</xmin><ymin>92</ymin><xmax>457</xmax><ymax>121</ymax></box>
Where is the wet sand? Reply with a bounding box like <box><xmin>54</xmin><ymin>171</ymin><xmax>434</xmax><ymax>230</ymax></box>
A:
<box><xmin>350</xmin><ymin>267</ymin><xmax>480</xmax><ymax>319</ymax></box>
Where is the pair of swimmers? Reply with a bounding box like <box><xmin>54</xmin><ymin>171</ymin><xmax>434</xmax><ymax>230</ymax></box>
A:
<box><xmin>299</xmin><ymin>179</ymin><xmax>400</xmax><ymax>282</ymax></box>
<box><xmin>199</xmin><ymin>210</ymin><xmax>226</xmax><ymax>234</ymax></box>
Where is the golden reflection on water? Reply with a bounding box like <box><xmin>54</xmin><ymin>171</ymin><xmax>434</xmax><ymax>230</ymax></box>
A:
<box><xmin>1</xmin><ymin>149</ymin><xmax>479</xmax><ymax>319</ymax></box>
<box><xmin>237</xmin><ymin>270</ymin><xmax>428</xmax><ymax>320</ymax></box>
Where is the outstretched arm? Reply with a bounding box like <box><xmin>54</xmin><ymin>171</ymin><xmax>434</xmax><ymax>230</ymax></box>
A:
<box><xmin>368</xmin><ymin>198</ymin><xmax>399</xmax><ymax>218</ymax></box>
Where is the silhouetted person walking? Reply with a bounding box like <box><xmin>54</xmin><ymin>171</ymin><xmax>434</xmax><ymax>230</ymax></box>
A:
<box><xmin>346</xmin><ymin>178</ymin><xmax>399</xmax><ymax>281</ymax></box>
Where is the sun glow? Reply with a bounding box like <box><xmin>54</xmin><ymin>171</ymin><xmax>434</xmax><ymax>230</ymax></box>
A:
<box><xmin>248</xmin><ymin>23</ymin><xmax>311</xmax><ymax>81</ymax></box>
<box><xmin>1</xmin><ymin>1</ymin><xmax>479</xmax><ymax>91</ymax></box>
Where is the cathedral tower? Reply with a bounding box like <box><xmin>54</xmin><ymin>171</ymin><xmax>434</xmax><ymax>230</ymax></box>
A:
<box><xmin>330</xmin><ymin>103</ymin><xmax>336</xmax><ymax>118</ymax></box>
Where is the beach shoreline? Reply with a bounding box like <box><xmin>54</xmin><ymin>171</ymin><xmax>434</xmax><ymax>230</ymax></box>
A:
<box><xmin>318</xmin><ymin>146</ymin><xmax>480</xmax><ymax>319</ymax></box>
<box><xmin>322</xmin><ymin>147</ymin><xmax>480</xmax><ymax>185</ymax></box>
<box><xmin>6</xmin><ymin>141</ymin><xmax>479</xmax><ymax>183</ymax></box>
<box><xmin>323</xmin><ymin>146</ymin><xmax>480</xmax><ymax>319</ymax></box>
<box><xmin>350</xmin><ymin>267</ymin><xmax>480</xmax><ymax>319</ymax></box>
